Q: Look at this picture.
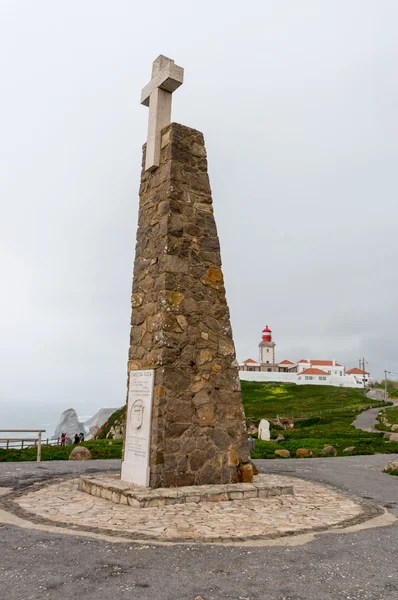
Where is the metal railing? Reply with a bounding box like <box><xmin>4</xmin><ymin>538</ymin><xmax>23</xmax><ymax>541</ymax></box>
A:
<box><xmin>0</xmin><ymin>430</ymin><xmax>46</xmax><ymax>462</ymax></box>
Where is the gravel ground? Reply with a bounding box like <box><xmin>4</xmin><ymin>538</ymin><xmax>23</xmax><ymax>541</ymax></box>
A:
<box><xmin>0</xmin><ymin>456</ymin><xmax>397</xmax><ymax>600</ymax></box>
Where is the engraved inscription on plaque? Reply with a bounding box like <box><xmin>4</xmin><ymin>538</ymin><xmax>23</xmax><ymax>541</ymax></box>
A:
<box><xmin>121</xmin><ymin>370</ymin><xmax>154</xmax><ymax>486</ymax></box>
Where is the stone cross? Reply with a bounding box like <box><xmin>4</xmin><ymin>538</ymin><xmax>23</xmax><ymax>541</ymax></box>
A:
<box><xmin>141</xmin><ymin>55</ymin><xmax>184</xmax><ymax>172</ymax></box>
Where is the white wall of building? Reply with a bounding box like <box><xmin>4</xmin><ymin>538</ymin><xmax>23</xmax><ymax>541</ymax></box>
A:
<box><xmin>351</xmin><ymin>373</ymin><xmax>370</xmax><ymax>385</ymax></box>
<box><xmin>240</xmin><ymin>372</ymin><xmax>300</xmax><ymax>383</ymax></box>
<box><xmin>239</xmin><ymin>371</ymin><xmax>363</xmax><ymax>388</ymax></box>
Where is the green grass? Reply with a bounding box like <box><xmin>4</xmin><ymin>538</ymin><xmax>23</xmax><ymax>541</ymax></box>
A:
<box><xmin>251</xmin><ymin>412</ymin><xmax>398</xmax><ymax>459</ymax></box>
<box><xmin>241</xmin><ymin>381</ymin><xmax>380</xmax><ymax>419</ymax></box>
<box><xmin>0</xmin><ymin>439</ymin><xmax>123</xmax><ymax>462</ymax></box>
<box><xmin>242</xmin><ymin>382</ymin><xmax>398</xmax><ymax>459</ymax></box>
<box><xmin>385</xmin><ymin>469</ymin><xmax>398</xmax><ymax>476</ymax></box>
<box><xmin>375</xmin><ymin>406</ymin><xmax>398</xmax><ymax>431</ymax></box>
<box><xmin>382</xmin><ymin>406</ymin><xmax>398</xmax><ymax>424</ymax></box>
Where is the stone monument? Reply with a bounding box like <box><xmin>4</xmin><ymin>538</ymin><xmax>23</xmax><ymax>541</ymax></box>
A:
<box><xmin>121</xmin><ymin>55</ymin><xmax>252</xmax><ymax>488</ymax></box>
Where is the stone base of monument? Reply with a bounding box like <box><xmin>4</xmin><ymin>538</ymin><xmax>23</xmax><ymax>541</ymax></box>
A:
<box><xmin>78</xmin><ymin>474</ymin><xmax>293</xmax><ymax>508</ymax></box>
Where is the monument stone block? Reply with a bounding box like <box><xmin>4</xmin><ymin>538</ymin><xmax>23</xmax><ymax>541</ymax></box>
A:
<box><xmin>122</xmin><ymin>56</ymin><xmax>251</xmax><ymax>488</ymax></box>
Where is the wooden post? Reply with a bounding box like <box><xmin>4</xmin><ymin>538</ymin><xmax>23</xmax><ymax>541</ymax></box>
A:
<box><xmin>21</xmin><ymin>440</ymin><xmax>24</xmax><ymax>450</ymax></box>
<box><xmin>37</xmin><ymin>432</ymin><xmax>42</xmax><ymax>463</ymax></box>
<box><xmin>6</xmin><ymin>440</ymin><xmax>9</xmax><ymax>450</ymax></box>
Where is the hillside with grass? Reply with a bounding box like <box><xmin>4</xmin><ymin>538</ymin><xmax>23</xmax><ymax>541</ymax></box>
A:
<box><xmin>2</xmin><ymin>382</ymin><xmax>396</xmax><ymax>462</ymax></box>
<box><xmin>244</xmin><ymin>381</ymin><xmax>397</xmax><ymax>459</ymax></box>
<box><xmin>241</xmin><ymin>381</ymin><xmax>372</xmax><ymax>420</ymax></box>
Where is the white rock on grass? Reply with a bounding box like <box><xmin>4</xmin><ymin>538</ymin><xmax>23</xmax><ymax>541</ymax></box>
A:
<box><xmin>258</xmin><ymin>419</ymin><xmax>270</xmax><ymax>441</ymax></box>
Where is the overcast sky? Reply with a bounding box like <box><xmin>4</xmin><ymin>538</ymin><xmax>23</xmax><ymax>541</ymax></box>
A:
<box><xmin>1</xmin><ymin>0</ymin><xmax>398</xmax><ymax>424</ymax></box>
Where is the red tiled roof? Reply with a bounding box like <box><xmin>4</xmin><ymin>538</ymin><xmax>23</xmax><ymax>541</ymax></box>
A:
<box><xmin>279</xmin><ymin>360</ymin><xmax>294</xmax><ymax>365</ymax></box>
<box><xmin>298</xmin><ymin>359</ymin><xmax>309</xmax><ymax>363</ymax></box>
<box><xmin>311</xmin><ymin>360</ymin><xmax>342</xmax><ymax>367</ymax></box>
<box><xmin>346</xmin><ymin>368</ymin><xmax>369</xmax><ymax>375</ymax></box>
<box><xmin>298</xmin><ymin>368</ymin><xmax>329</xmax><ymax>376</ymax></box>
<box><xmin>243</xmin><ymin>358</ymin><xmax>257</xmax><ymax>364</ymax></box>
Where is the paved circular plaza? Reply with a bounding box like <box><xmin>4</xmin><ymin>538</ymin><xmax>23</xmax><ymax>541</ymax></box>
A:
<box><xmin>6</xmin><ymin>472</ymin><xmax>386</xmax><ymax>544</ymax></box>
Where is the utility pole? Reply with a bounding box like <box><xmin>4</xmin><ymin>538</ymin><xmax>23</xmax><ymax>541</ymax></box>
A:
<box><xmin>384</xmin><ymin>370</ymin><xmax>391</xmax><ymax>402</ymax></box>
<box><xmin>361</xmin><ymin>358</ymin><xmax>367</xmax><ymax>389</ymax></box>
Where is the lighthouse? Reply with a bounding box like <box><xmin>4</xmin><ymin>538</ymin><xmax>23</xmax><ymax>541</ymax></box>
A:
<box><xmin>259</xmin><ymin>325</ymin><xmax>278</xmax><ymax>371</ymax></box>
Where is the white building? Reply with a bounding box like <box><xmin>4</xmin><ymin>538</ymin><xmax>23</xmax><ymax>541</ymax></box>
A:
<box><xmin>346</xmin><ymin>368</ymin><xmax>370</xmax><ymax>385</ymax></box>
<box><xmin>239</xmin><ymin>324</ymin><xmax>371</xmax><ymax>388</ymax></box>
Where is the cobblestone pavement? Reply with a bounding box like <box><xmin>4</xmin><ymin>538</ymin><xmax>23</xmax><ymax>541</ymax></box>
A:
<box><xmin>10</xmin><ymin>473</ymin><xmax>378</xmax><ymax>543</ymax></box>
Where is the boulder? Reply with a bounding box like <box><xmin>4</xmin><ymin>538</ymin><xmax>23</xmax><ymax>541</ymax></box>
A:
<box><xmin>321</xmin><ymin>446</ymin><xmax>337</xmax><ymax>457</ymax></box>
<box><xmin>69</xmin><ymin>446</ymin><xmax>92</xmax><ymax>461</ymax></box>
<box><xmin>389</xmin><ymin>433</ymin><xmax>398</xmax><ymax>442</ymax></box>
<box><xmin>391</xmin><ymin>424</ymin><xmax>398</xmax><ymax>432</ymax></box>
<box><xmin>275</xmin><ymin>449</ymin><xmax>290</xmax><ymax>458</ymax></box>
<box><xmin>384</xmin><ymin>432</ymin><xmax>393</xmax><ymax>439</ymax></box>
<box><xmin>384</xmin><ymin>459</ymin><xmax>398</xmax><ymax>472</ymax></box>
<box><xmin>258</xmin><ymin>419</ymin><xmax>270</xmax><ymax>441</ymax></box>
<box><xmin>343</xmin><ymin>446</ymin><xmax>355</xmax><ymax>453</ymax></box>
<box><xmin>296</xmin><ymin>448</ymin><xmax>315</xmax><ymax>458</ymax></box>
<box><xmin>275</xmin><ymin>434</ymin><xmax>285</xmax><ymax>443</ymax></box>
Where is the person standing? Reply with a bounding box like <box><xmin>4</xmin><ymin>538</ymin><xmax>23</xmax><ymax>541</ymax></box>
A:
<box><xmin>60</xmin><ymin>433</ymin><xmax>66</xmax><ymax>446</ymax></box>
<box><xmin>74</xmin><ymin>433</ymin><xmax>80</xmax><ymax>444</ymax></box>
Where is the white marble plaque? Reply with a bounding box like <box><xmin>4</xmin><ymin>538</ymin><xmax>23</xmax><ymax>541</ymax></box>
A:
<box><xmin>121</xmin><ymin>370</ymin><xmax>154</xmax><ymax>486</ymax></box>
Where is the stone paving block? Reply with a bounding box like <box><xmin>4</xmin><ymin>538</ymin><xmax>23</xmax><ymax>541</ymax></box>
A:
<box><xmin>228</xmin><ymin>491</ymin><xmax>244</xmax><ymax>500</ymax></box>
<box><xmin>242</xmin><ymin>490</ymin><xmax>258</xmax><ymax>499</ymax></box>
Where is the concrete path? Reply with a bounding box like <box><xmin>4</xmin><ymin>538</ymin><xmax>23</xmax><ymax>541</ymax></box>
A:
<box><xmin>352</xmin><ymin>407</ymin><xmax>382</xmax><ymax>432</ymax></box>
<box><xmin>0</xmin><ymin>458</ymin><xmax>398</xmax><ymax>600</ymax></box>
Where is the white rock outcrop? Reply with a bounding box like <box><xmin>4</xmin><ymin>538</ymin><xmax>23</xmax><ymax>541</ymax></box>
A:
<box><xmin>52</xmin><ymin>409</ymin><xmax>85</xmax><ymax>440</ymax></box>
<box><xmin>84</xmin><ymin>408</ymin><xmax>117</xmax><ymax>439</ymax></box>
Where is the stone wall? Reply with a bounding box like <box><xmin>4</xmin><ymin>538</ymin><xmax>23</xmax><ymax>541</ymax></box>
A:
<box><xmin>127</xmin><ymin>122</ymin><xmax>251</xmax><ymax>488</ymax></box>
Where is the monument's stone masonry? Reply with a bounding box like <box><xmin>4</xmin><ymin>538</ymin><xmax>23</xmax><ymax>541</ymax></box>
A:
<box><xmin>128</xmin><ymin>122</ymin><xmax>251</xmax><ymax>488</ymax></box>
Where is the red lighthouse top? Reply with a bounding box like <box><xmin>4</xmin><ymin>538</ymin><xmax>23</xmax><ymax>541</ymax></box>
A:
<box><xmin>262</xmin><ymin>325</ymin><xmax>272</xmax><ymax>342</ymax></box>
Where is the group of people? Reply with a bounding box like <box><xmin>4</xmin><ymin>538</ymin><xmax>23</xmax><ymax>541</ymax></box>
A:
<box><xmin>60</xmin><ymin>432</ymin><xmax>85</xmax><ymax>446</ymax></box>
